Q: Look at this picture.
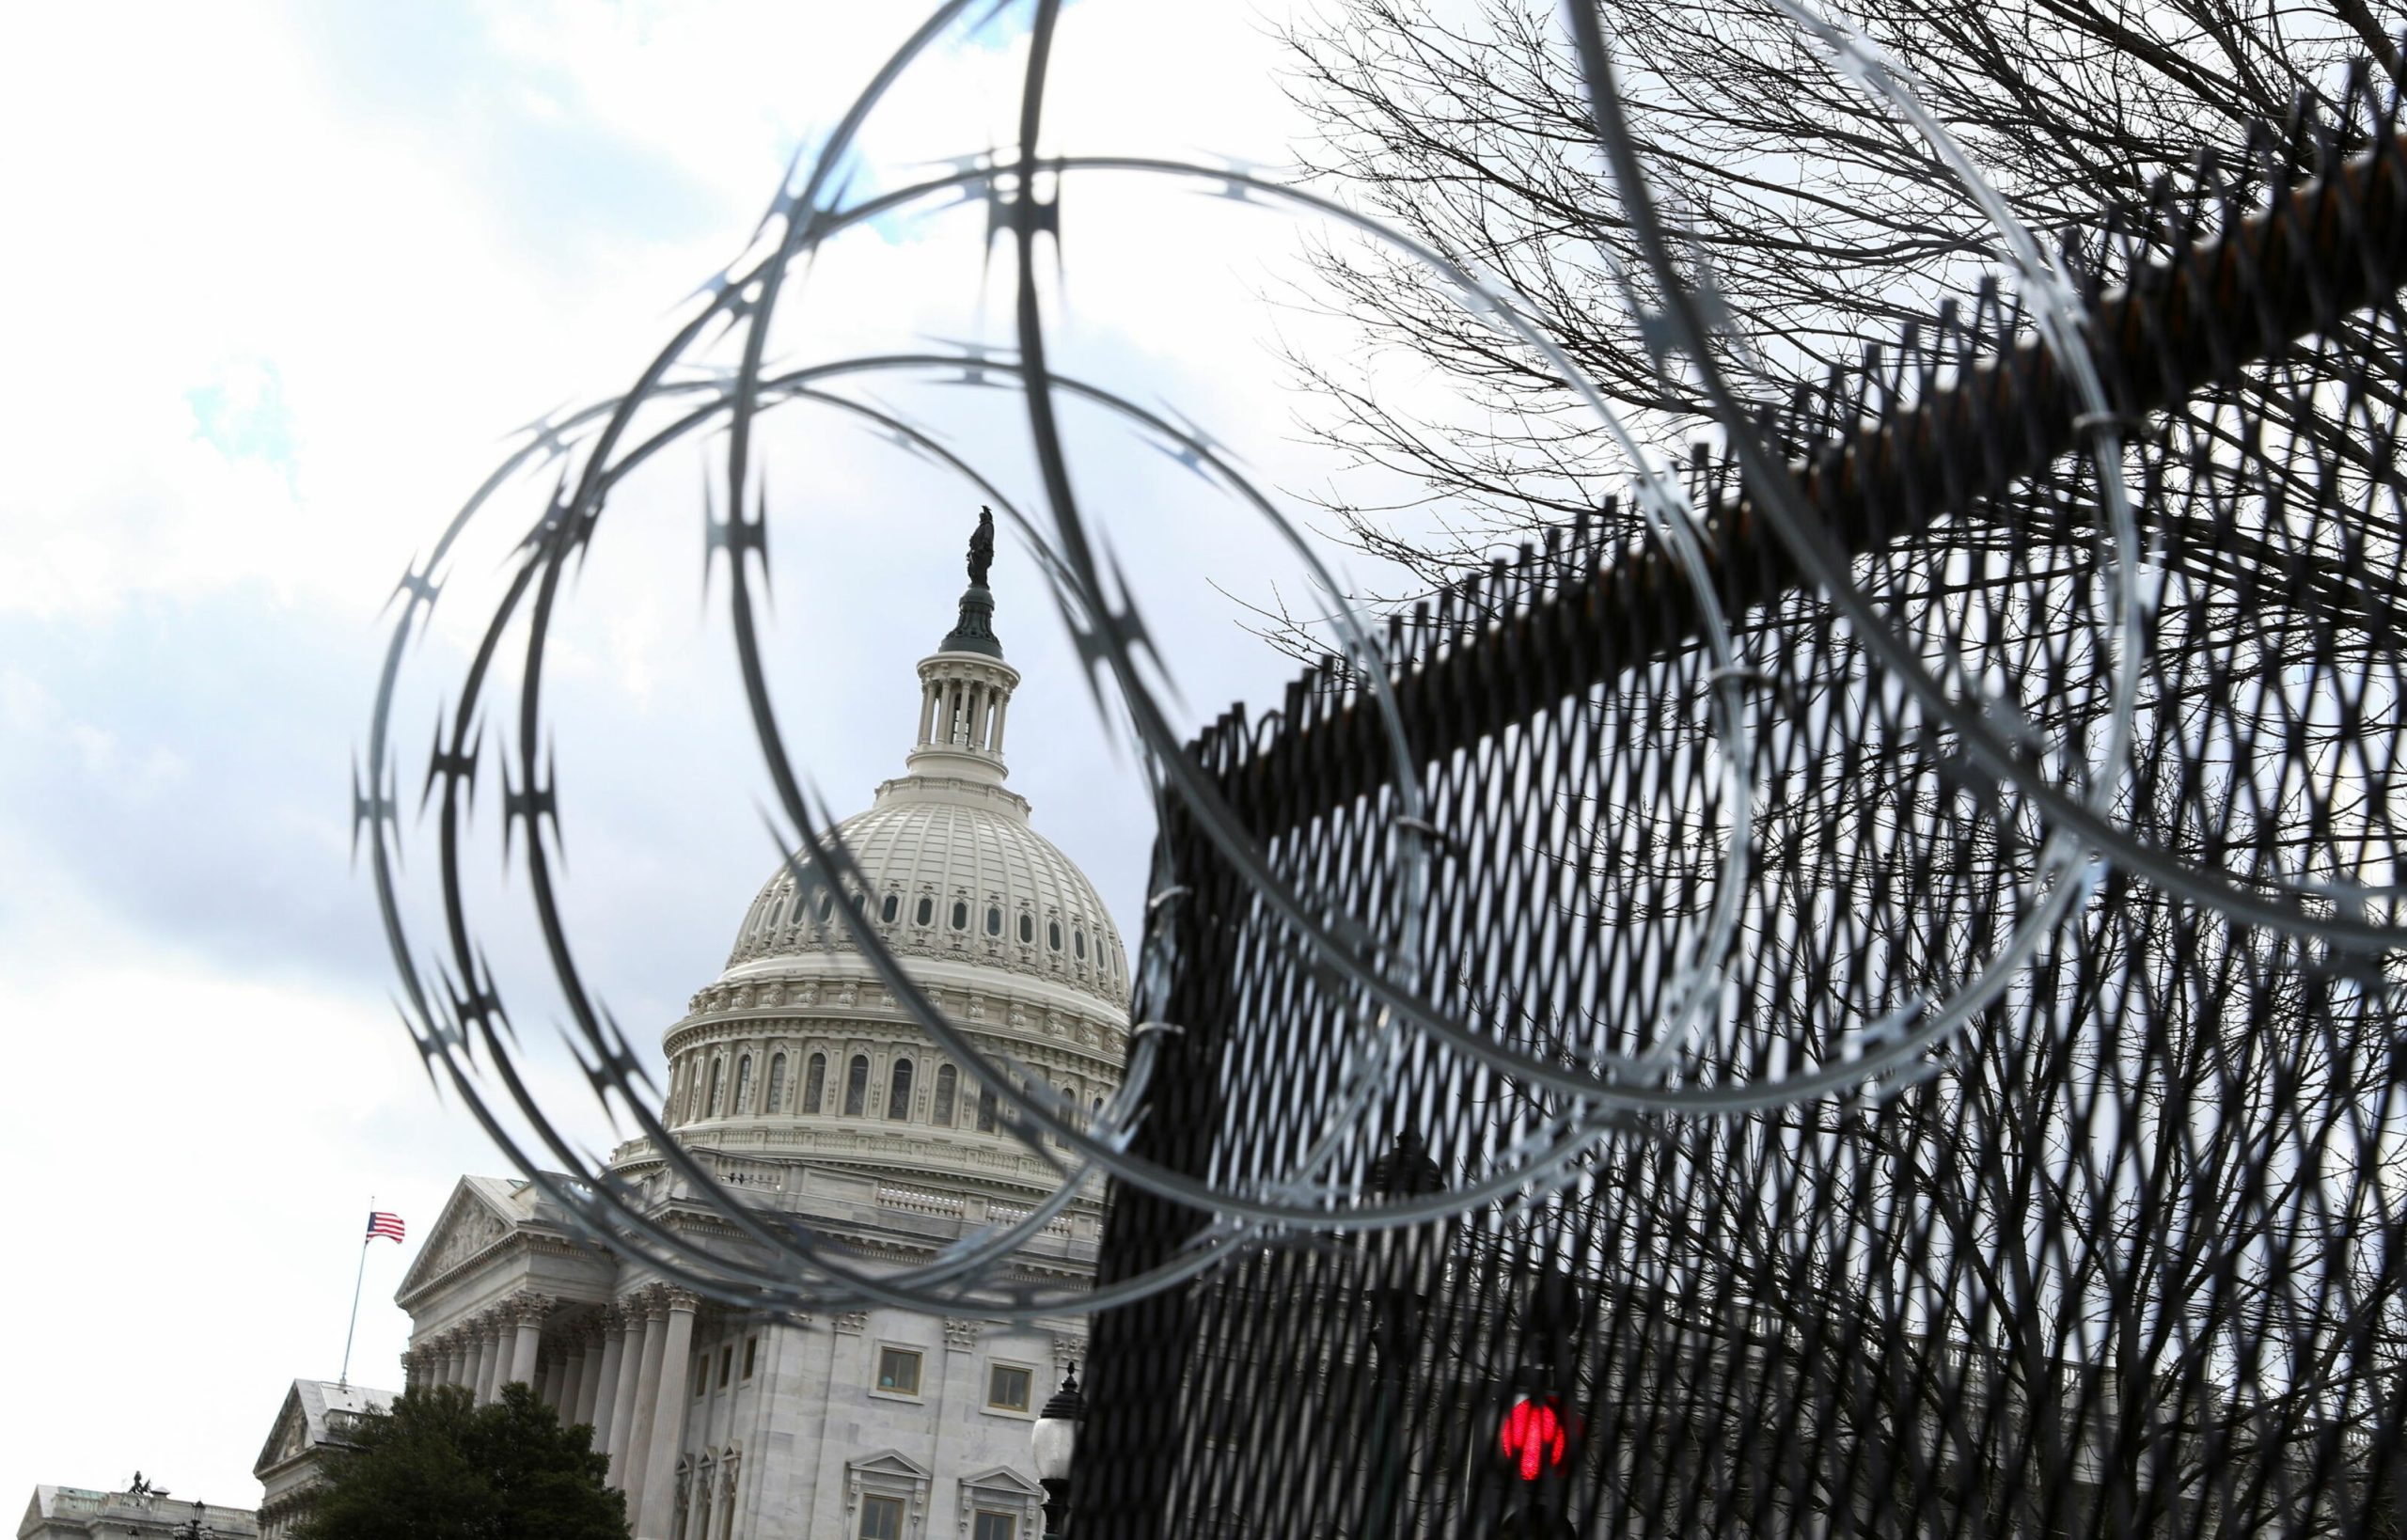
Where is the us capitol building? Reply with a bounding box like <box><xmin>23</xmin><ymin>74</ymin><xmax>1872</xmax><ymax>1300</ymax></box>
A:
<box><xmin>386</xmin><ymin>526</ymin><xmax>1125</xmax><ymax>1540</ymax></box>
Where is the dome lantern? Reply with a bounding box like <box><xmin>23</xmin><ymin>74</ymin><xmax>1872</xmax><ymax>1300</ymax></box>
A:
<box><xmin>906</xmin><ymin>507</ymin><xmax>1019</xmax><ymax>788</ymax></box>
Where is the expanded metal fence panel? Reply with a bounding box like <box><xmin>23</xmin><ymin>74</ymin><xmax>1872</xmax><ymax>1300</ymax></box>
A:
<box><xmin>1080</xmin><ymin>79</ymin><xmax>2407</xmax><ymax>1540</ymax></box>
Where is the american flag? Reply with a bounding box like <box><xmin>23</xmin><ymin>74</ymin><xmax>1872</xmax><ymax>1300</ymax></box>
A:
<box><xmin>366</xmin><ymin>1211</ymin><xmax>406</xmax><ymax>1244</ymax></box>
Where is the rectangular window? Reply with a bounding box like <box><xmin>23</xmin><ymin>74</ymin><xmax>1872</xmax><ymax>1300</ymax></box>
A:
<box><xmin>744</xmin><ymin>1336</ymin><xmax>758</xmax><ymax>1380</ymax></box>
<box><xmin>719</xmin><ymin>1345</ymin><xmax>732</xmax><ymax>1388</ymax></box>
<box><xmin>972</xmin><ymin>1512</ymin><xmax>1016</xmax><ymax>1540</ymax></box>
<box><xmin>694</xmin><ymin>1359</ymin><xmax>710</xmax><ymax>1398</ymax></box>
<box><xmin>875</xmin><ymin>1345</ymin><xmax>923</xmax><ymax>1396</ymax></box>
<box><xmin>986</xmin><ymin>1363</ymin><xmax>1031</xmax><ymax>1412</ymax></box>
<box><xmin>859</xmin><ymin>1495</ymin><xmax>905</xmax><ymax>1540</ymax></box>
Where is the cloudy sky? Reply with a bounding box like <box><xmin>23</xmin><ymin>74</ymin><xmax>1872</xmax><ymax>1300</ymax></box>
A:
<box><xmin>0</xmin><ymin>0</ymin><xmax>1510</xmax><ymax>1510</ymax></box>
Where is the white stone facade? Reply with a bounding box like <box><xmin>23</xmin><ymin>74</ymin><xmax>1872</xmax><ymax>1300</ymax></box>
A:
<box><xmin>251</xmin><ymin>1379</ymin><xmax>393</xmax><ymax>1540</ymax></box>
<box><xmin>395</xmin><ymin>561</ymin><xmax>1123</xmax><ymax>1540</ymax></box>
<box><xmin>18</xmin><ymin>1487</ymin><xmax>257</xmax><ymax>1540</ymax></box>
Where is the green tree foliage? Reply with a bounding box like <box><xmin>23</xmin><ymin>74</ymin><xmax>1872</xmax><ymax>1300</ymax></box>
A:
<box><xmin>295</xmin><ymin>1383</ymin><xmax>629</xmax><ymax>1540</ymax></box>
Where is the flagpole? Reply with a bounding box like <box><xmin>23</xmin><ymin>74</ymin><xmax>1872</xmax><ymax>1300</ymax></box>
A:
<box><xmin>339</xmin><ymin>1200</ymin><xmax>371</xmax><ymax>1390</ymax></box>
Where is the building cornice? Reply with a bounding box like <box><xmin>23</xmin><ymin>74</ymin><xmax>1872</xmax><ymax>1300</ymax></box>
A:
<box><xmin>627</xmin><ymin>1201</ymin><xmax>1097</xmax><ymax>1285</ymax></box>
<box><xmin>718</xmin><ymin>934</ymin><xmax>1125</xmax><ymax>1013</ymax></box>
<box><xmin>672</xmin><ymin>965</ymin><xmax>1127</xmax><ymax>1051</ymax></box>
<box><xmin>604</xmin><ymin>1127</ymin><xmax>1107</xmax><ymax>1207</ymax></box>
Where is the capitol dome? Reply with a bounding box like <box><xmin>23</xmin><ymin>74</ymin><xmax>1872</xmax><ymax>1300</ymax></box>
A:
<box><xmin>721</xmin><ymin>781</ymin><xmax>1127</xmax><ymax>1011</ymax></box>
<box><xmin>637</xmin><ymin>513</ymin><xmax>1130</xmax><ymax>1202</ymax></box>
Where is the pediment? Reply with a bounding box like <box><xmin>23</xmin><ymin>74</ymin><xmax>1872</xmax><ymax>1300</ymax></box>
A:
<box><xmin>253</xmin><ymin>1386</ymin><xmax>310</xmax><ymax>1478</ymax></box>
<box><xmin>958</xmin><ymin>1466</ymin><xmax>1044</xmax><ymax>1499</ymax></box>
<box><xmin>395</xmin><ymin>1178</ymin><xmax>525</xmax><ymax>1301</ymax></box>
<box><xmin>848</xmin><ymin>1449</ymin><xmax>935</xmax><ymax>1483</ymax></box>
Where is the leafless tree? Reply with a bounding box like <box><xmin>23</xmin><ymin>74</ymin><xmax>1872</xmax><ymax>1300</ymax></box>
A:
<box><xmin>1271</xmin><ymin>0</ymin><xmax>2396</xmax><ymax>607</ymax></box>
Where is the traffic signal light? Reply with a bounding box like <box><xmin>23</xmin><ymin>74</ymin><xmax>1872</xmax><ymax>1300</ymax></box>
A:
<box><xmin>1497</xmin><ymin>1393</ymin><xmax>1576</xmax><ymax>1481</ymax></box>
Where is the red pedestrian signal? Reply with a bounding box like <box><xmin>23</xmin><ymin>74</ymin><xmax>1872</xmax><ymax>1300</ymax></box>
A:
<box><xmin>1498</xmin><ymin>1396</ymin><xmax>1570</xmax><ymax>1482</ymax></box>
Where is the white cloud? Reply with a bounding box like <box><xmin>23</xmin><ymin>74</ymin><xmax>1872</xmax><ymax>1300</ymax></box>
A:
<box><xmin>0</xmin><ymin>888</ymin><xmax>496</xmax><ymax>1508</ymax></box>
<box><xmin>0</xmin><ymin>0</ymin><xmax>1458</xmax><ymax>1509</ymax></box>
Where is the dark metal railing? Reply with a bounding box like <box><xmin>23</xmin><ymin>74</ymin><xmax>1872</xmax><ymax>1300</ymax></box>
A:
<box><xmin>1081</xmin><ymin>57</ymin><xmax>2407</xmax><ymax>1540</ymax></box>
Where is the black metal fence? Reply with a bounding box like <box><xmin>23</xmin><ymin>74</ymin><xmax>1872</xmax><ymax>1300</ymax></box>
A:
<box><xmin>1078</xmin><ymin>61</ymin><xmax>2407</xmax><ymax>1540</ymax></box>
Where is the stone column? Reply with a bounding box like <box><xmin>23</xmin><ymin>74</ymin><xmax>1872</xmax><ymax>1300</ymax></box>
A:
<box><xmin>477</xmin><ymin>1315</ymin><xmax>506</xmax><ymax>1404</ymax></box>
<box><xmin>593</xmin><ymin>1307</ymin><xmax>631</xmax><ymax>1459</ymax></box>
<box><xmin>637</xmin><ymin>1289</ymin><xmax>700</xmax><ymax>1540</ymax></box>
<box><xmin>462</xmin><ymin>1323</ymin><xmax>488</xmax><ymax>1401</ymax></box>
<box><xmin>558</xmin><ymin>1335</ymin><xmax>587</xmax><ymax>1420</ymax></box>
<box><xmin>575</xmin><ymin>1317</ymin><xmax>610</xmax><ymax>1430</ymax></box>
<box><xmin>606</xmin><ymin>1302</ymin><xmax>647</xmax><ymax>1483</ymax></box>
<box><xmin>508</xmin><ymin>1294</ymin><xmax>549</xmax><ymax>1388</ymax></box>
<box><xmin>619</xmin><ymin>1290</ymin><xmax>669</xmax><ymax>1517</ymax></box>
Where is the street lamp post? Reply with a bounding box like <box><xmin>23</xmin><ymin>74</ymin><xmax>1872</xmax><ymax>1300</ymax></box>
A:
<box><xmin>167</xmin><ymin>1501</ymin><xmax>216</xmax><ymax>1540</ymax></box>
<box><xmin>1365</xmin><ymin>1131</ymin><xmax>1442</xmax><ymax>1537</ymax></box>
<box><xmin>1032</xmin><ymin>1366</ymin><xmax>1085</xmax><ymax>1538</ymax></box>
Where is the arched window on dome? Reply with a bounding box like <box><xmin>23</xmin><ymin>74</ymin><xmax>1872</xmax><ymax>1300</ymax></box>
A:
<box><xmin>888</xmin><ymin>1059</ymin><xmax>914</xmax><ymax>1120</ymax></box>
<box><xmin>844</xmin><ymin>1054</ymin><xmax>870</xmax><ymax>1116</ymax></box>
<box><xmin>951</xmin><ymin>900</ymin><xmax>969</xmax><ymax>931</ymax></box>
<box><xmin>1018</xmin><ymin>913</ymin><xmax>1033</xmax><ymax>945</ymax></box>
<box><xmin>734</xmin><ymin>1055</ymin><xmax>754</xmax><ymax>1114</ymax></box>
<box><xmin>1093</xmin><ymin>1094</ymin><xmax>1105</xmax><ymax>1116</ymax></box>
<box><xmin>915</xmin><ymin>895</ymin><xmax>935</xmax><ymax>927</ymax></box>
<box><xmin>882</xmin><ymin>893</ymin><xmax>900</xmax><ymax>923</ymax></box>
<box><xmin>978</xmin><ymin>1085</ymin><xmax>998</xmax><ymax>1133</ymax></box>
<box><xmin>803</xmin><ymin>1053</ymin><xmax>826</xmax><ymax>1114</ymax></box>
<box><xmin>1048</xmin><ymin>919</ymin><xmax>1062</xmax><ymax>951</ymax></box>
<box><xmin>766</xmin><ymin>1053</ymin><xmax>787</xmax><ymax>1114</ymax></box>
<box><xmin>1075</xmin><ymin>928</ymin><xmax>1087</xmax><ymax>959</ymax></box>
<box><xmin>985</xmin><ymin>904</ymin><xmax>1002</xmax><ymax>936</ymax></box>
<box><xmin>933</xmin><ymin>1064</ymin><xmax>958</xmax><ymax>1125</ymax></box>
<box><xmin>707</xmin><ymin>1059</ymin><xmax>724</xmax><ymax>1118</ymax></box>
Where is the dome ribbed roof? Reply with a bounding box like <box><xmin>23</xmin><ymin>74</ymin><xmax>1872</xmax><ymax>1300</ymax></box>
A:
<box><xmin>724</xmin><ymin>779</ymin><xmax>1127</xmax><ymax>1010</ymax></box>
